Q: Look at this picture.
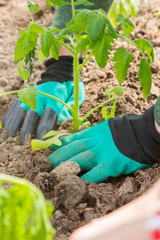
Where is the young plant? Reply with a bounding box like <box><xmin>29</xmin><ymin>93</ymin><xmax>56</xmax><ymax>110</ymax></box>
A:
<box><xmin>0</xmin><ymin>174</ymin><xmax>55</xmax><ymax>240</ymax></box>
<box><xmin>102</xmin><ymin>86</ymin><xmax>124</xmax><ymax>120</ymax></box>
<box><xmin>0</xmin><ymin>0</ymin><xmax>154</xmax><ymax>148</ymax></box>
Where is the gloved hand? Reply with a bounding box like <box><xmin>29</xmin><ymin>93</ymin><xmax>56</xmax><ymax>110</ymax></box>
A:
<box><xmin>3</xmin><ymin>56</ymin><xmax>85</xmax><ymax>145</ymax></box>
<box><xmin>48</xmin><ymin>106</ymin><xmax>160</xmax><ymax>183</ymax></box>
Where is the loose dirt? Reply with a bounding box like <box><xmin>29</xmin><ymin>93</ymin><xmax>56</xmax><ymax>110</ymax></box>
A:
<box><xmin>0</xmin><ymin>0</ymin><xmax>160</xmax><ymax>239</ymax></box>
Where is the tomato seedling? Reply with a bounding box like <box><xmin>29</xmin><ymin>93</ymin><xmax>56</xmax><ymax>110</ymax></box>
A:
<box><xmin>0</xmin><ymin>174</ymin><xmax>55</xmax><ymax>240</ymax></box>
<box><xmin>0</xmin><ymin>0</ymin><xmax>154</xmax><ymax>148</ymax></box>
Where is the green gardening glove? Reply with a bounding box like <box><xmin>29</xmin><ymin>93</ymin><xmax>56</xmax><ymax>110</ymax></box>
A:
<box><xmin>48</xmin><ymin>105</ymin><xmax>160</xmax><ymax>184</ymax></box>
<box><xmin>3</xmin><ymin>56</ymin><xmax>85</xmax><ymax>145</ymax></box>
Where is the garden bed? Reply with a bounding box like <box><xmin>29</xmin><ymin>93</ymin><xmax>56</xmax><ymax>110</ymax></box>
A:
<box><xmin>0</xmin><ymin>0</ymin><xmax>160</xmax><ymax>239</ymax></box>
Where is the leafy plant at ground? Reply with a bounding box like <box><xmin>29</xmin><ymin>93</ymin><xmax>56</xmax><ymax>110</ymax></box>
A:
<box><xmin>0</xmin><ymin>0</ymin><xmax>154</xmax><ymax>148</ymax></box>
<box><xmin>0</xmin><ymin>174</ymin><xmax>55</xmax><ymax>240</ymax></box>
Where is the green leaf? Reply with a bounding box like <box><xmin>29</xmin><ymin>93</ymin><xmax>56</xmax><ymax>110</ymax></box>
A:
<box><xmin>41</xmin><ymin>31</ymin><xmax>54</xmax><ymax>57</ymax></box>
<box><xmin>76</xmin><ymin>36</ymin><xmax>89</xmax><ymax>52</ymax></box>
<box><xmin>105</xmin><ymin>86</ymin><xmax>124</xmax><ymax>96</ymax></box>
<box><xmin>81</xmin><ymin>121</ymin><xmax>91</xmax><ymax>127</ymax></box>
<box><xmin>104</xmin><ymin>17</ymin><xmax>118</xmax><ymax>39</ymax></box>
<box><xmin>74</xmin><ymin>0</ymin><xmax>94</xmax><ymax>6</ymax></box>
<box><xmin>87</xmin><ymin>14</ymin><xmax>105</xmax><ymax>42</ymax></box>
<box><xmin>50</xmin><ymin>40</ymin><xmax>60</xmax><ymax>60</ymax></box>
<box><xmin>29</xmin><ymin>23</ymin><xmax>44</xmax><ymax>34</ymax></box>
<box><xmin>32</xmin><ymin>132</ymin><xmax>71</xmax><ymax>150</ymax></box>
<box><xmin>135</xmin><ymin>39</ymin><xmax>154</xmax><ymax>63</ymax></box>
<box><xmin>18</xmin><ymin>86</ymin><xmax>37</xmax><ymax>110</ymax></box>
<box><xmin>112</xmin><ymin>47</ymin><xmax>133</xmax><ymax>83</ymax></box>
<box><xmin>138</xmin><ymin>58</ymin><xmax>152</xmax><ymax>99</ymax></box>
<box><xmin>15</xmin><ymin>30</ymin><xmax>38</xmax><ymax>61</ymax></box>
<box><xmin>0</xmin><ymin>174</ymin><xmax>55</xmax><ymax>239</ymax></box>
<box><xmin>116</xmin><ymin>14</ymin><xmax>134</xmax><ymax>36</ymax></box>
<box><xmin>108</xmin><ymin>0</ymin><xmax>140</xmax><ymax>27</ymax></box>
<box><xmin>18</xmin><ymin>60</ymin><xmax>29</xmax><ymax>82</ymax></box>
<box><xmin>46</xmin><ymin>0</ymin><xmax>51</xmax><ymax>8</ymax></box>
<box><xmin>27</xmin><ymin>1</ymin><xmax>39</xmax><ymax>13</ymax></box>
<box><xmin>49</xmin><ymin>0</ymin><xmax>70</xmax><ymax>6</ymax></box>
<box><xmin>68</xmin><ymin>9</ymin><xmax>90</xmax><ymax>34</ymax></box>
<box><xmin>92</xmin><ymin>30</ymin><xmax>114</xmax><ymax>68</ymax></box>
<box><xmin>43</xmin><ymin>130</ymin><xmax>59</xmax><ymax>139</ymax></box>
<box><xmin>38</xmin><ymin>48</ymin><xmax>47</xmax><ymax>62</ymax></box>
<box><xmin>31</xmin><ymin>136</ymin><xmax>62</xmax><ymax>150</ymax></box>
<box><xmin>0</xmin><ymin>122</ymin><xmax>2</xmax><ymax>129</ymax></box>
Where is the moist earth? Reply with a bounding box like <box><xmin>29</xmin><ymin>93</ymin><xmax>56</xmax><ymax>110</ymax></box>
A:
<box><xmin>0</xmin><ymin>0</ymin><xmax>160</xmax><ymax>239</ymax></box>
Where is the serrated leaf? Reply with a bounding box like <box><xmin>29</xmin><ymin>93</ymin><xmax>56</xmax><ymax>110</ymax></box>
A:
<box><xmin>135</xmin><ymin>39</ymin><xmax>154</xmax><ymax>63</ymax></box>
<box><xmin>116</xmin><ymin>14</ymin><xmax>134</xmax><ymax>36</ymax></box>
<box><xmin>49</xmin><ymin>0</ymin><xmax>70</xmax><ymax>6</ymax></box>
<box><xmin>41</xmin><ymin>31</ymin><xmax>54</xmax><ymax>57</ymax></box>
<box><xmin>112</xmin><ymin>47</ymin><xmax>133</xmax><ymax>83</ymax></box>
<box><xmin>18</xmin><ymin>60</ymin><xmax>29</xmax><ymax>82</ymax></box>
<box><xmin>76</xmin><ymin>36</ymin><xmax>89</xmax><ymax>52</ymax></box>
<box><xmin>47</xmin><ymin>27</ymin><xmax>60</xmax><ymax>33</ymax></box>
<box><xmin>108</xmin><ymin>0</ymin><xmax>140</xmax><ymax>27</ymax></box>
<box><xmin>38</xmin><ymin>48</ymin><xmax>47</xmax><ymax>62</ymax></box>
<box><xmin>138</xmin><ymin>58</ymin><xmax>152</xmax><ymax>98</ymax></box>
<box><xmin>29</xmin><ymin>23</ymin><xmax>44</xmax><ymax>34</ymax></box>
<box><xmin>18</xmin><ymin>86</ymin><xmax>37</xmax><ymax>110</ymax></box>
<box><xmin>50</xmin><ymin>40</ymin><xmax>60</xmax><ymax>60</ymax></box>
<box><xmin>92</xmin><ymin>30</ymin><xmax>114</xmax><ymax>68</ymax></box>
<box><xmin>68</xmin><ymin>9</ymin><xmax>90</xmax><ymax>34</ymax></box>
<box><xmin>57</xmin><ymin>28</ymin><xmax>71</xmax><ymax>40</ymax></box>
<box><xmin>104</xmin><ymin>17</ymin><xmax>118</xmax><ymax>39</ymax></box>
<box><xmin>74</xmin><ymin>0</ymin><xmax>94</xmax><ymax>6</ymax></box>
<box><xmin>15</xmin><ymin>31</ymin><xmax>38</xmax><ymax>61</ymax></box>
<box><xmin>87</xmin><ymin>14</ymin><xmax>105</xmax><ymax>42</ymax></box>
<box><xmin>31</xmin><ymin>136</ymin><xmax>62</xmax><ymax>150</ymax></box>
<box><xmin>27</xmin><ymin>1</ymin><xmax>39</xmax><ymax>13</ymax></box>
<box><xmin>0</xmin><ymin>122</ymin><xmax>2</xmax><ymax>129</ymax></box>
<box><xmin>105</xmin><ymin>86</ymin><xmax>124</xmax><ymax>96</ymax></box>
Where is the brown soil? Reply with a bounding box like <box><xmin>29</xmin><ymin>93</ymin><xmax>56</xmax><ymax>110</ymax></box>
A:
<box><xmin>0</xmin><ymin>0</ymin><xmax>160</xmax><ymax>239</ymax></box>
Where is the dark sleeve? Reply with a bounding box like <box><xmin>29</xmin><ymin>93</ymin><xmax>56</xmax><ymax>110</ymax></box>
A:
<box><xmin>37</xmin><ymin>56</ymin><xmax>83</xmax><ymax>85</ymax></box>
<box><xmin>109</xmin><ymin>106</ymin><xmax>160</xmax><ymax>165</ymax></box>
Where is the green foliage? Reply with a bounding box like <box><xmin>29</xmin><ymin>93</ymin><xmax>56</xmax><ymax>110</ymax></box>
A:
<box><xmin>48</xmin><ymin>0</ymin><xmax>70</xmax><ymax>7</ymax></box>
<box><xmin>138</xmin><ymin>58</ymin><xmax>152</xmax><ymax>99</ymax></box>
<box><xmin>105</xmin><ymin>86</ymin><xmax>124</xmax><ymax>96</ymax></box>
<box><xmin>14</xmin><ymin>30</ymin><xmax>38</xmax><ymax>61</ymax></box>
<box><xmin>116</xmin><ymin>14</ymin><xmax>134</xmax><ymax>36</ymax></box>
<box><xmin>0</xmin><ymin>174</ymin><xmax>55</xmax><ymax>240</ymax></box>
<box><xmin>31</xmin><ymin>131</ymin><xmax>71</xmax><ymax>150</ymax></box>
<box><xmin>102</xmin><ymin>86</ymin><xmax>124</xmax><ymax>120</ymax></box>
<box><xmin>74</xmin><ymin>0</ymin><xmax>94</xmax><ymax>6</ymax></box>
<box><xmin>18</xmin><ymin>60</ymin><xmax>29</xmax><ymax>82</ymax></box>
<box><xmin>18</xmin><ymin>86</ymin><xmax>37</xmax><ymax>110</ymax></box>
<box><xmin>108</xmin><ymin>0</ymin><xmax>140</xmax><ymax>27</ymax></box>
<box><xmin>134</xmin><ymin>39</ymin><xmax>154</xmax><ymax>63</ymax></box>
<box><xmin>1</xmin><ymin>0</ymin><xmax>155</xmax><ymax>138</ymax></box>
<box><xmin>112</xmin><ymin>47</ymin><xmax>133</xmax><ymax>83</ymax></box>
<box><xmin>26</xmin><ymin>0</ymin><xmax>39</xmax><ymax>13</ymax></box>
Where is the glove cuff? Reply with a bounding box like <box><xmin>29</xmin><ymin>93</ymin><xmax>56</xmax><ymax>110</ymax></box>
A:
<box><xmin>154</xmin><ymin>96</ymin><xmax>160</xmax><ymax>126</ymax></box>
<box><xmin>109</xmin><ymin>106</ymin><xmax>160</xmax><ymax>165</ymax></box>
<box><xmin>37</xmin><ymin>56</ymin><xmax>83</xmax><ymax>85</ymax></box>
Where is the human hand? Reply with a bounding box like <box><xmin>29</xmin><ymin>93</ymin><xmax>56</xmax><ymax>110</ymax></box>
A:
<box><xmin>48</xmin><ymin>117</ymin><xmax>149</xmax><ymax>184</ymax></box>
<box><xmin>3</xmin><ymin>56</ymin><xmax>85</xmax><ymax>145</ymax></box>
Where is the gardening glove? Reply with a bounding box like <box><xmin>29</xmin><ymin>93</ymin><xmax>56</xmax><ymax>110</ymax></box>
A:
<box><xmin>48</xmin><ymin>106</ymin><xmax>160</xmax><ymax>184</ymax></box>
<box><xmin>3</xmin><ymin>56</ymin><xmax>85</xmax><ymax>145</ymax></box>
